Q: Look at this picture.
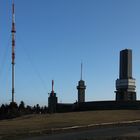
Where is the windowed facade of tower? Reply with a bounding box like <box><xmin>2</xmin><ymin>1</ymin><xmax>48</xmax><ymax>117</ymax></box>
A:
<box><xmin>48</xmin><ymin>92</ymin><xmax>57</xmax><ymax>113</ymax></box>
<box><xmin>77</xmin><ymin>80</ymin><xmax>86</xmax><ymax>103</ymax></box>
<box><xmin>115</xmin><ymin>49</ymin><xmax>136</xmax><ymax>101</ymax></box>
<box><xmin>48</xmin><ymin>80</ymin><xmax>58</xmax><ymax>113</ymax></box>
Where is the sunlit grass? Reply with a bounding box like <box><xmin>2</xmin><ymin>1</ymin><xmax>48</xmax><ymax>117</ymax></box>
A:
<box><xmin>0</xmin><ymin>110</ymin><xmax>140</xmax><ymax>139</ymax></box>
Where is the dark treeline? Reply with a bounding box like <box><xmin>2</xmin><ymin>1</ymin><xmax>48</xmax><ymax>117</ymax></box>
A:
<box><xmin>0</xmin><ymin>101</ymin><xmax>48</xmax><ymax>120</ymax></box>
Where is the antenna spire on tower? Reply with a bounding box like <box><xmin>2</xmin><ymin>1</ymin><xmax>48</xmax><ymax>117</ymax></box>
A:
<box><xmin>52</xmin><ymin>80</ymin><xmax>54</xmax><ymax>95</ymax></box>
<box><xmin>81</xmin><ymin>62</ymin><xmax>83</xmax><ymax>80</ymax></box>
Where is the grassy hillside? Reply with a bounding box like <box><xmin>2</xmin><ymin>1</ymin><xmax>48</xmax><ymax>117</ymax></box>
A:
<box><xmin>0</xmin><ymin>110</ymin><xmax>140</xmax><ymax>139</ymax></box>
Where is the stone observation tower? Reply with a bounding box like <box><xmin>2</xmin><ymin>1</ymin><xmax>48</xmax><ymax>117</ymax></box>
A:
<box><xmin>115</xmin><ymin>49</ymin><xmax>136</xmax><ymax>101</ymax></box>
<box><xmin>48</xmin><ymin>80</ymin><xmax>58</xmax><ymax>113</ymax></box>
<box><xmin>77</xmin><ymin>63</ymin><xmax>86</xmax><ymax>103</ymax></box>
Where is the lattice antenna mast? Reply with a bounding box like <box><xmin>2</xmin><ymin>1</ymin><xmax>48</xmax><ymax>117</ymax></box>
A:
<box><xmin>11</xmin><ymin>0</ymin><xmax>16</xmax><ymax>103</ymax></box>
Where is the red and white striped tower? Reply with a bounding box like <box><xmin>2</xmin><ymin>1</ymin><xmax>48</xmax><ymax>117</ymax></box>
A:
<box><xmin>11</xmin><ymin>0</ymin><xmax>16</xmax><ymax>103</ymax></box>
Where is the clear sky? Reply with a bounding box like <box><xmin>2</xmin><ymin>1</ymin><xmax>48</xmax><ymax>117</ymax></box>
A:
<box><xmin>0</xmin><ymin>0</ymin><xmax>140</xmax><ymax>106</ymax></box>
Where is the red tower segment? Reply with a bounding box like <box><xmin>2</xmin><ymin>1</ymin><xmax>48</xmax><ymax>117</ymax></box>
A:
<box><xmin>52</xmin><ymin>80</ymin><xmax>54</xmax><ymax>96</ymax></box>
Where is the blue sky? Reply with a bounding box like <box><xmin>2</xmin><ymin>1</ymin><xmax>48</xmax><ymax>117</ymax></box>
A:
<box><xmin>0</xmin><ymin>0</ymin><xmax>140</xmax><ymax>106</ymax></box>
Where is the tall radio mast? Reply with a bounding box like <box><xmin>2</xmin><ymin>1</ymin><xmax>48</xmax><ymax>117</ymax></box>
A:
<box><xmin>11</xmin><ymin>0</ymin><xmax>16</xmax><ymax>103</ymax></box>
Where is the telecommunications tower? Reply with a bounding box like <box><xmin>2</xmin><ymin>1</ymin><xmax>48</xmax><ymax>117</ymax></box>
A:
<box><xmin>11</xmin><ymin>0</ymin><xmax>16</xmax><ymax>103</ymax></box>
<box><xmin>77</xmin><ymin>63</ymin><xmax>86</xmax><ymax>103</ymax></box>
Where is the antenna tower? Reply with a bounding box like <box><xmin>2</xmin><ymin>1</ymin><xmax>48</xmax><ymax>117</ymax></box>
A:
<box><xmin>11</xmin><ymin>0</ymin><xmax>16</xmax><ymax>103</ymax></box>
